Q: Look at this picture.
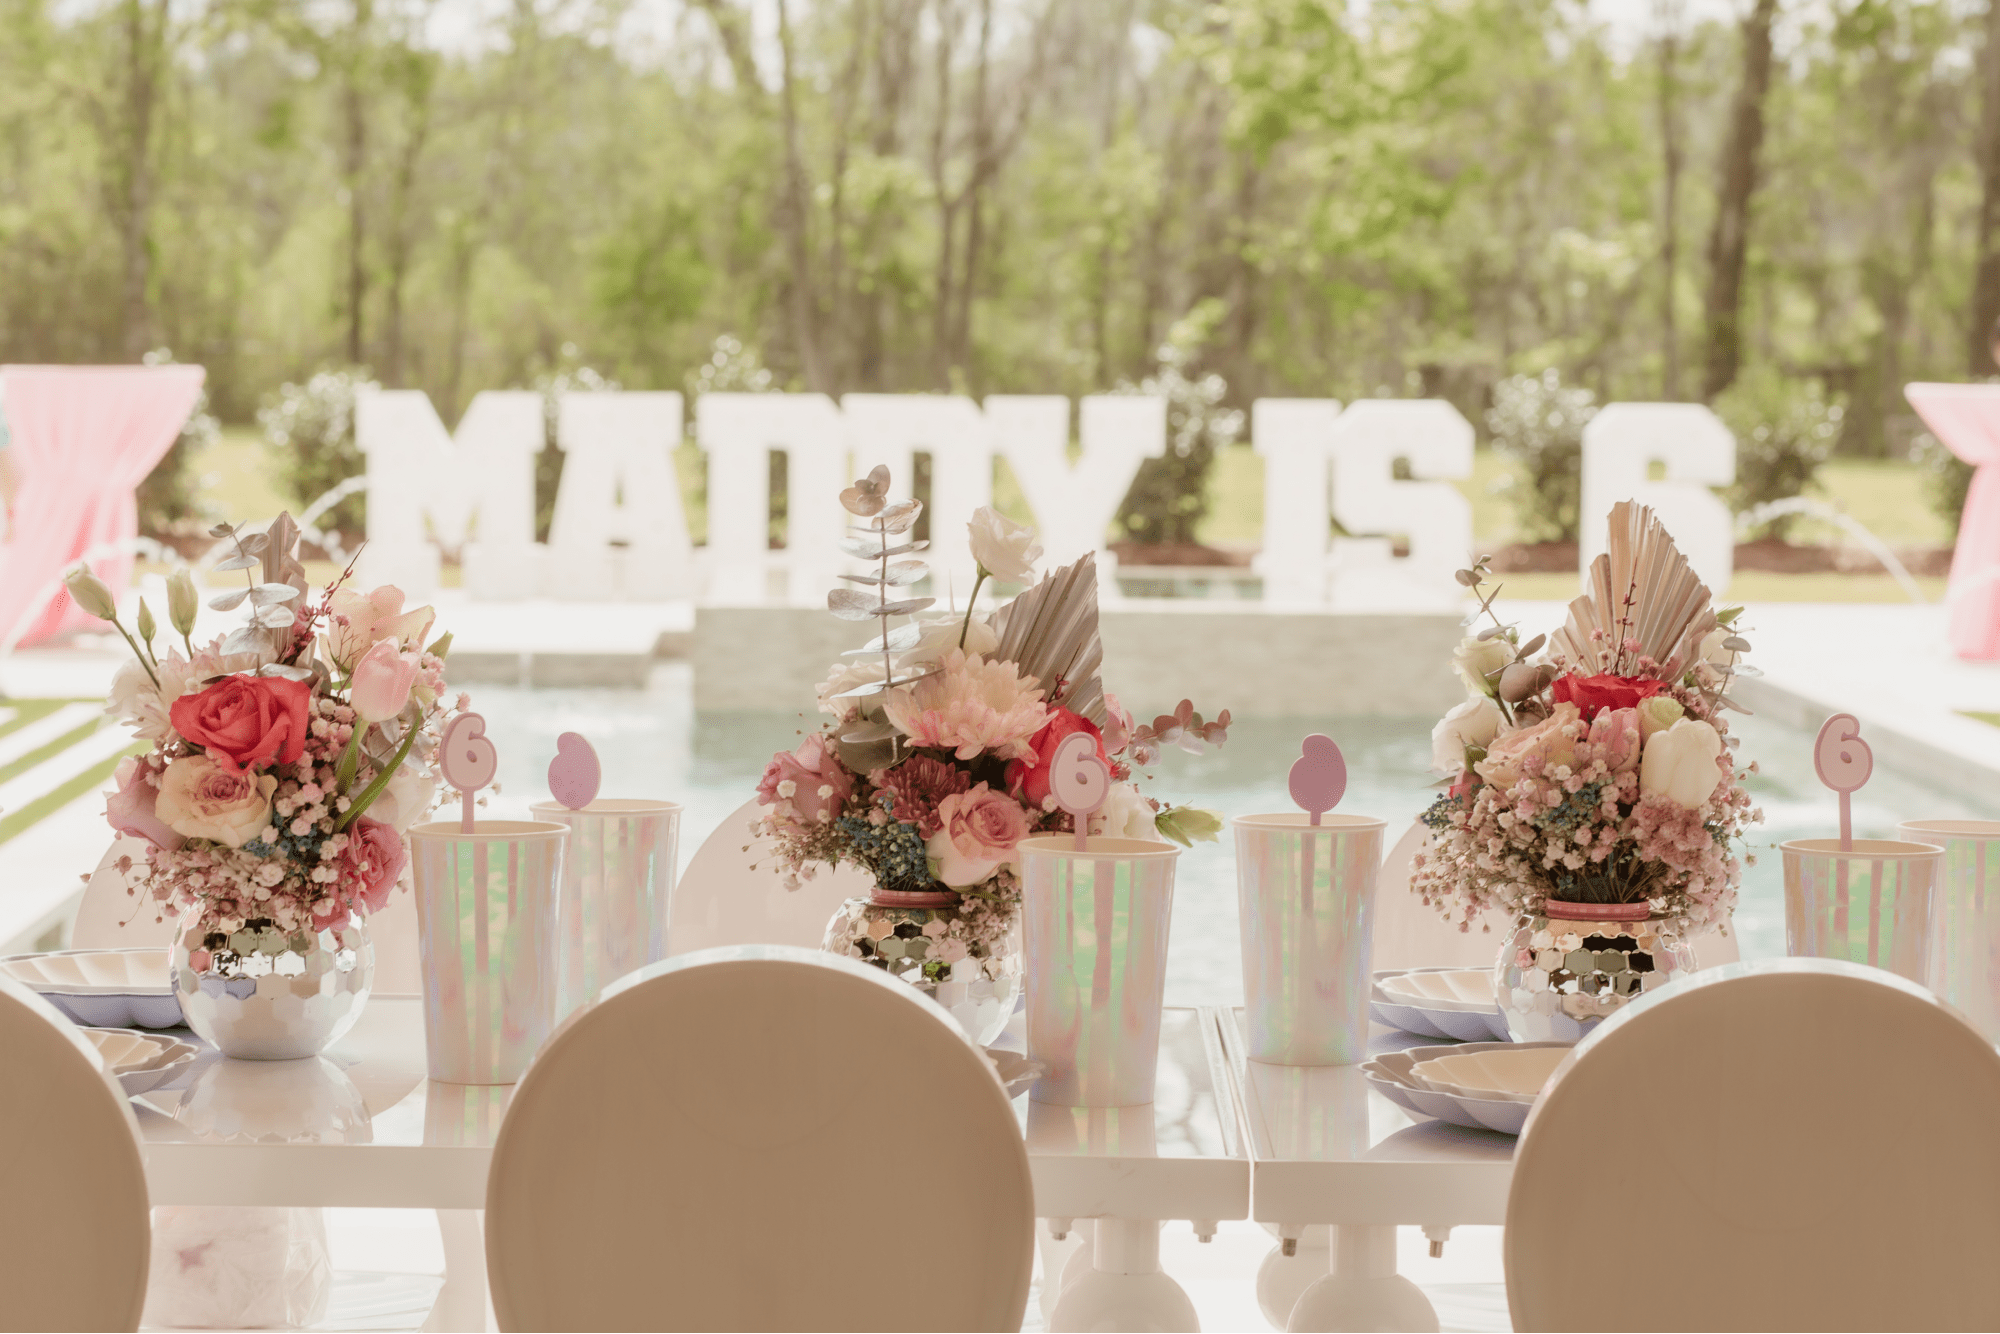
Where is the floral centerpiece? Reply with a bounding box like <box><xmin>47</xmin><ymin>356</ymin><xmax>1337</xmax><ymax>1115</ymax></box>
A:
<box><xmin>65</xmin><ymin>514</ymin><xmax>461</xmax><ymax>1058</ymax></box>
<box><xmin>754</xmin><ymin>466</ymin><xmax>1225</xmax><ymax>1042</ymax></box>
<box><xmin>1412</xmin><ymin>502</ymin><xmax>1762</xmax><ymax>1041</ymax></box>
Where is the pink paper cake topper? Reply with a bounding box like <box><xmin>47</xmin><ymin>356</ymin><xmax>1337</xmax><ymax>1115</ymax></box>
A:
<box><xmin>1813</xmin><ymin>713</ymin><xmax>1873</xmax><ymax>853</ymax></box>
<box><xmin>1289</xmin><ymin>734</ymin><xmax>1348</xmax><ymax>826</ymax></box>
<box><xmin>1049</xmin><ymin>730</ymin><xmax>1111</xmax><ymax>852</ymax></box>
<box><xmin>548</xmin><ymin>732</ymin><xmax>602</xmax><ymax>810</ymax></box>
<box><xmin>440</xmin><ymin>712</ymin><xmax>499</xmax><ymax>833</ymax></box>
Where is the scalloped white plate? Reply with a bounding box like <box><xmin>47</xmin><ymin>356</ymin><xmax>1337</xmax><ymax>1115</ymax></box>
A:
<box><xmin>1378</xmin><ymin>968</ymin><xmax>1495</xmax><ymax>1011</ymax></box>
<box><xmin>1362</xmin><ymin>1041</ymin><xmax>1572</xmax><ymax>1136</ymax></box>
<box><xmin>79</xmin><ymin>1027</ymin><xmax>201</xmax><ymax>1097</ymax></box>
<box><xmin>0</xmin><ymin>949</ymin><xmax>183</xmax><ymax>1028</ymax></box>
<box><xmin>1370</xmin><ymin>967</ymin><xmax>1510</xmax><ymax>1042</ymax></box>
<box><xmin>1409</xmin><ymin>1045</ymin><xmax>1568</xmax><ymax>1104</ymax></box>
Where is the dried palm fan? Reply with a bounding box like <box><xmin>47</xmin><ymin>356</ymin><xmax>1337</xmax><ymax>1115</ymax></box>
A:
<box><xmin>989</xmin><ymin>552</ymin><xmax>1106</xmax><ymax>726</ymax></box>
<box><xmin>1547</xmin><ymin>501</ymin><xmax>1716</xmax><ymax>682</ymax></box>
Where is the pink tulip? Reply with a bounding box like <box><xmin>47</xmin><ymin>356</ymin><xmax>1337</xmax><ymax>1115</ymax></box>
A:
<box><xmin>351</xmin><ymin>640</ymin><xmax>421</xmax><ymax>723</ymax></box>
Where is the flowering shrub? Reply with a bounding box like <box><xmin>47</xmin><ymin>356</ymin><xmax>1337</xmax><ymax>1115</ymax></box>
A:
<box><xmin>69</xmin><ymin>516</ymin><xmax>462</xmax><ymax>933</ymax></box>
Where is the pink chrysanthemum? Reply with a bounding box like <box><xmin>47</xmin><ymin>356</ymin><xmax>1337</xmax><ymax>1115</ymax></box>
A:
<box><xmin>882</xmin><ymin>650</ymin><xmax>1049</xmax><ymax>761</ymax></box>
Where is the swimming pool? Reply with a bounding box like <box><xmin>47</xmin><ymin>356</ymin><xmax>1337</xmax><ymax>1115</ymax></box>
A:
<box><xmin>470</xmin><ymin>666</ymin><xmax>2000</xmax><ymax>1007</ymax></box>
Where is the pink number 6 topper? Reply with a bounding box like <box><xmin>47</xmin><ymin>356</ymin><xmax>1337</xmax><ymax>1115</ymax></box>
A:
<box><xmin>547</xmin><ymin>732</ymin><xmax>602</xmax><ymax>811</ymax></box>
<box><xmin>1813</xmin><ymin>713</ymin><xmax>1873</xmax><ymax>853</ymax></box>
<box><xmin>1049</xmin><ymin>730</ymin><xmax>1111</xmax><ymax>852</ymax></box>
<box><xmin>440</xmin><ymin>712</ymin><xmax>499</xmax><ymax>833</ymax></box>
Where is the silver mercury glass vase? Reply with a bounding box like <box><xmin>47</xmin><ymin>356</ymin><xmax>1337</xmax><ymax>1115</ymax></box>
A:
<box><xmin>173</xmin><ymin>906</ymin><xmax>374</xmax><ymax>1060</ymax></box>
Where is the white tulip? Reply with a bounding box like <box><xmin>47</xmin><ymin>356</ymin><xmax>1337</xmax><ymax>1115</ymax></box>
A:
<box><xmin>1639</xmin><ymin>718</ymin><xmax>1725</xmax><ymax>809</ymax></box>
<box><xmin>1430</xmin><ymin>695</ymin><xmax>1505</xmax><ymax>775</ymax></box>
<box><xmin>1452</xmin><ymin>635</ymin><xmax>1512</xmax><ymax>698</ymax></box>
<box><xmin>967</xmin><ymin>506</ymin><xmax>1043</xmax><ymax>584</ymax></box>
<box><xmin>371</xmin><ymin>760</ymin><xmax>438</xmax><ymax>833</ymax></box>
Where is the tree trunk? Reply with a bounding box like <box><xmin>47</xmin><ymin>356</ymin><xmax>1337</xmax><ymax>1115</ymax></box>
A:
<box><xmin>1655</xmin><ymin>4</ymin><xmax>1683</xmax><ymax>398</ymax></box>
<box><xmin>774</xmin><ymin>0</ymin><xmax>829</xmax><ymax>391</ymax></box>
<box><xmin>115</xmin><ymin>0</ymin><xmax>161</xmax><ymax>362</ymax></box>
<box><xmin>1699</xmin><ymin>0</ymin><xmax>1778</xmax><ymax>401</ymax></box>
<box><xmin>341</xmin><ymin>0</ymin><xmax>373</xmax><ymax>369</ymax></box>
<box><xmin>1970</xmin><ymin>0</ymin><xmax>2000</xmax><ymax>373</ymax></box>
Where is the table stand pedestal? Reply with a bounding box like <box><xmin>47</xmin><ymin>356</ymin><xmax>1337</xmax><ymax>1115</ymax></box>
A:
<box><xmin>422</xmin><ymin>1209</ymin><xmax>493</xmax><ymax>1333</ymax></box>
<box><xmin>1047</xmin><ymin>1218</ymin><xmax>1199</xmax><ymax>1333</ymax></box>
<box><xmin>1286</xmin><ymin>1225</ymin><xmax>1437</xmax><ymax>1333</ymax></box>
<box><xmin>1257</xmin><ymin>1225</ymin><xmax>1329</xmax><ymax>1328</ymax></box>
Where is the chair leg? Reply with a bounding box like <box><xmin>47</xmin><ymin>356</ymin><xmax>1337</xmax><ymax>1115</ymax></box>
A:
<box><xmin>422</xmin><ymin>1209</ymin><xmax>492</xmax><ymax>1333</ymax></box>
<box><xmin>1286</xmin><ymin>1225</ymin><xmax>1437</xmax><ymax>1333</ymax></box>
<box><xmin>1047</xmin><ymin>1217</ymin><xmax>1199</xmax><ymax>1333</ymax></box>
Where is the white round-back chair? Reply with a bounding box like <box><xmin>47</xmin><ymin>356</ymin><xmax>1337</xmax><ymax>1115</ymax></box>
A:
<box><xmin>0</xmin><ymin>974</ymin><xmax>150</xmax><ymax>1331</ymax></box>
<box><xmin>484</xmin><ymin>945</ymin><xmax>1035</xmax><ymax>1331</ymax></box>
<box><xmin>666</xmin><ymin>798</ymin><xmax>872</xmax><ymax>953</ymax></box>
<box><xmin>1508</xmin><ymin>959</ymin><xmax>2000</xmax><ymax>1331</ymax></box>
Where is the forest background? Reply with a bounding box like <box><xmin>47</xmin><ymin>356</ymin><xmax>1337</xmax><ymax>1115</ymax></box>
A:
<box><xmin>2</xmin><ymin>0</ymin><xmax>1993</xmax><ymax>565</ymax></box>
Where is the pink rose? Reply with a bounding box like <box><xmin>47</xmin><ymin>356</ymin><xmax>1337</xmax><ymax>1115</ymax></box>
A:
<box><xmin>924</xmin><ymin>783</ymin><xmax>1029</xmax><ymax>887</ymax></box>
<box><xmin>756</xmin><ymin>733</ymin><xmax>855</xmax><ymax>829</ymax></box>
<box><xmin>1587</xmin><ymin>707</ymin><xmax>1641</xmax><ymax>774</ymax></box>
<box><xmin>1473</xmin><ymin>703</ymin><xmax>1582</xmax><ymax>791</ymax></box>
<box><xmin>340</xmin><ymin>816</ymin><xmax>408</xmax><ymax>917</ymax></box>
<box><xmin>155</xmin><ymin>755</ymin><xmax>278</xmax><ymax>848</ymax></box>
<box><xmin>105</xmin><ymin>756</ymin><xmax>184</xmax><ymax>851</ymax></box>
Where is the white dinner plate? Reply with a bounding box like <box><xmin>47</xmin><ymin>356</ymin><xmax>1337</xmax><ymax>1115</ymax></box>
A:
<box><xmin>1</xmin><ymin>949</ymin><xmax>183</xmax><ymax>1028</ymax></box>
<box><xmin>1408</xmin><ymin>1045</ymin><xmax>1569</xmax><ymax>1104</ymax></box>
<box><xmin>1370</xmin><ymin>967</ymin><xmax>1510</xmax><ymax>1042</ymax></box>
<box><xmin>79</xmin><ymin>1027</ymin><xmax>201</xmax><ymax>1097</ymax></box>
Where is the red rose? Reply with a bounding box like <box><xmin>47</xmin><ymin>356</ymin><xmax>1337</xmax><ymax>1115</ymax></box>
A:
<box><xmin>1550</xmin><ymin>672</ymin><xmax>1666</xmax><ymax>721</ymax></box>
<box><xmin>1004</xmin><ymin>707</ymin><xmax>1110</xmax><ymax>808</ymax></box>
<box><xmin>169</xmin><ymin>674</ymin><xmax>314</xmax><ymax>774</ymax></box>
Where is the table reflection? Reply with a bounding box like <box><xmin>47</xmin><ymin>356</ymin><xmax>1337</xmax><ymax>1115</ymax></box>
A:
<box><xmin>169</xmin><ymin>1052</ymin><xmax>372</xmax><ymax>1144</ymax></box>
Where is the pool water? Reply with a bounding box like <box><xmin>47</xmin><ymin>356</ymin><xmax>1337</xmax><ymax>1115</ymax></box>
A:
<box><xmin>471</xmin><ymin>667</ymin><xmax>2000</xmax><ymax>1007</ymax></box>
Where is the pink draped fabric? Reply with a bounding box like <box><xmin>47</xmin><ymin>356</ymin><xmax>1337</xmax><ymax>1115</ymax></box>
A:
<box><xmin>1906</xmin><ymin>382</ymin><xmax>2000</xmax><ymax>659</ymax></box>
<box><xmin>0</xmin><ymin>365</ymin><xmax>204</xmax><ymax>647</ymax></box>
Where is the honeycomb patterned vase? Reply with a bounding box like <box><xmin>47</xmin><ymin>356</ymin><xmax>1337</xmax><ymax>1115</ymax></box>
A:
<box><xmin>1494</xmin><ymin>900</ymin><xmax>1693</xmax><ymax>1044</ymax></box>
<box><xmin>173</xmin><ymin>906</ymin><xmax>374</xmax><ymax>1060</ymax></box>
<box><xmin>822</xmin><ymin>889</ymin><xmax>1021</xmax><ymax>1047</ymax></box>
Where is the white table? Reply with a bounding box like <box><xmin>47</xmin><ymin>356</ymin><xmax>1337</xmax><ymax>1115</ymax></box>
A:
<box><xmin>133</xmin><ymin>997</ymin><xmax>500</xmax><ymax>1331</ymax></box>
<box><xmin>127</xmin><ymin>998</ymin><xmax>1250</xmax><ymax>1333</ymax></box>
<box><xmin>1011</xmin><ymin>1006</ymin><xmax>1249</xmax><ymax>1331</ymax></box>
<box><xmin>1217</xmin><ymin>1009</ymin><xmax>1514</xmax><ymax>1333</ymax></box>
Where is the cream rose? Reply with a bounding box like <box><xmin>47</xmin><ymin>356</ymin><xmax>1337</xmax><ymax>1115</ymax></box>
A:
<box><xmin>370</xmin><ymin>760</ymin><xmax>438</xmax><ymax>833</ymax></box>
<box><xmin>1089</xmin><ymin>782</ymin><xmax>1163</xmax><ymax>842</ymax></box>
<box><xmin>1636</xmin><ymin>695</ymin><xmax>1685</xmax><ymax>738</ymax></box>
<box><xmin>156</xmin><ymin>755</ymin><xmax>278</xmax><ymax>848</ymax></box>
<box><xmin>1452</xmin><ymin>635</ymin><xmax>1512</xmax><ymax>698</ymax></box>
<box><xmin>967</xmin><ymin>506</ymin><xmax>1043</xmax><ymax>583</ymax></box>
<box><xmin>900</xmin><ymin>614</ymin><xmax>1000</xmax><ymax>670</ymax></box>
<box><xmin>1639</xmin><ymin>717</ymin><xmax>1725</xmax><ymax>809</ymax></box>
<box><xmin>1474</xmin><ymin>703</ymin><xmax>1583</xmax><ymax>790</ymax></box>
<box><xmin>1430</xmin><ymin>696</ymin><xmax>1505</xmax><ymax>775</ymax></box>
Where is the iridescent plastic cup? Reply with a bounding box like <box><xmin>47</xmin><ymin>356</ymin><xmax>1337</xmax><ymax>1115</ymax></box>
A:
<box><xmin>1899</xmin><ymin>820</ymin><xmax>2000</xmax><ymax>1042</ymax></box>
<box><xmin>410</xmin><ymin>820</ymin><xmax>568</xmax><ymax>1084</ymax></box>
<box><xmin>1020</xmin><ymin>835</ymin><xmax>1182</xmax><ymax>1107</ymax></box>
<box><xmin>1782</xmin><ymin>837</ymin><xmax>1942</xmax><ymax>985</ymax></box>
<box><xmin>1234</xmin><ymin>813</ymin><xmax>1386</xmax><ymax>1065</ymax></box>
<box><xmin>529</xmin><ymin>799</ymin><xmax>682</xmax><ymax>1021</ymax></box>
